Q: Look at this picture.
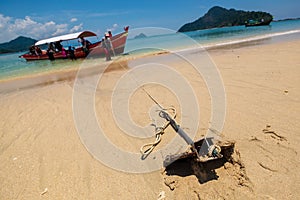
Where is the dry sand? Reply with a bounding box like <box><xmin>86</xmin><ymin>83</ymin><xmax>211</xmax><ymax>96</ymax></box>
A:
<box><xmin>0</xmin><ymin>38</ymin><xmax>299</xmax><ymax>199</ymax></box>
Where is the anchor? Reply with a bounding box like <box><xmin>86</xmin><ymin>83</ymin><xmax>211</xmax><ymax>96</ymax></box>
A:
<box><xmin>140</xmin><ymin>102</ymin><xmax>235</xmax><ymax>183</ymax></box>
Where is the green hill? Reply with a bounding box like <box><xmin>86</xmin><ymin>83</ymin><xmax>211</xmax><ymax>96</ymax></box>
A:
<box><xmin>0</xmin><ymin>36</ymin><xmax>37</xmax><ymax>54</ymax></box>
<box><xmin>178</xmin><ymin>6</ymin><xmax>273</xmax><ymax>32</ymax></box>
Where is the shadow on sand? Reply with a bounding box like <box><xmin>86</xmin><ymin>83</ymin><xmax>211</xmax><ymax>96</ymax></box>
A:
<box><xmin>165</xmin><ymin>139</ymin><xmax>235</xmax><ymax>184</ymax></box>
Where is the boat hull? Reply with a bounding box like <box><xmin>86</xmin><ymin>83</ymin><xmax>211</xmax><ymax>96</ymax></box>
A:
<box><xmin>20</xmin><ymin>29</ymin><xmax>129</xmax><ymax>61</ymax></box>
<box><xmin>245</xmin><ymin>20</ymin><xmax>272</xmax><ymax>27</ymax></box>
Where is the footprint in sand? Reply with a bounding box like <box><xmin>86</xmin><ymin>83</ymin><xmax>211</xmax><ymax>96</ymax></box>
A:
<box><xmin>262</xmin><ymin>124</ymin><xmax>287</xmax><ymax>141</ymax></box>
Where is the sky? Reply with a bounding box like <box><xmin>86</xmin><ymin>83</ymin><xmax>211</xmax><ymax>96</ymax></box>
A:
<box><xmin>0</xmin><ymin>0</ymin><xmax>299</xmax><ymax>43</ymax></box>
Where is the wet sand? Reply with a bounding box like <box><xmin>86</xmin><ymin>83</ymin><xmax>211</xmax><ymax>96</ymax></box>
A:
<box><xmin>0</xmin><ymin>38</ymin><xmax>299</xmax><ymax>199</ymax></box>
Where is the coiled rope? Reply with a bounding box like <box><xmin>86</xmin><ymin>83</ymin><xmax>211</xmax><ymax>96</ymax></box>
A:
<box><xmin>140</xmin><ymin>107</ymin><xmax>176</xmax><ymax>158</ymax></box>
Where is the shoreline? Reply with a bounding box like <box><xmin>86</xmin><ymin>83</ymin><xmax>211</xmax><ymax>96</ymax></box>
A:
<box><xmin>0</xmin><ymin>57</ymin><xmax>129</xmax><ymax>93</ymax></box>
<box><xmin>1</xmin><ymin>31</ymin><xmax>300</xmax><ymax>94</ymax></box>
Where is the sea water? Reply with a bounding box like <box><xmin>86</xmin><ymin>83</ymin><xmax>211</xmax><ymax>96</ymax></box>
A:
<box><xmin>125</xmin><ymin>19</ymin><xmax>300</xmax><ymax>53</ymax></box>
<box><xmin>0</xmin><ymin>19</ymin><xmax>300</xmax><ymax>81</ymax></box>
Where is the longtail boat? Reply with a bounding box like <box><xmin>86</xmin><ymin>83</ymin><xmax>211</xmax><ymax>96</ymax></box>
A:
<box><xmin>20</xmin><ymin>26</ymin><xmax>129</xmax><ymax>61</ymax></box>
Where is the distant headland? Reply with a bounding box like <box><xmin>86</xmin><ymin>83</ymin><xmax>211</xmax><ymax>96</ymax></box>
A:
<box><xmin>178</xmin><ymin>6</ymin><xmax>273</xmax><ymax>32</ymax></box>
<box><xmin>0</xmin><ymin>36</ymin><xmax>36</xmax><ymax>54</ymax></box>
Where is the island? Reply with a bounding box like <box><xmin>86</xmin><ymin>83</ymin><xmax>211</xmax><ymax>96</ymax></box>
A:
<box><xmin>178</xmin><ymin>6</ymin><xmax>273</xmax><ymax>32</ymax></box>
<box><xmin>0</xmin><ymin>36</ymin><xmax>36</xmax><ymax>54</ymax></box>
<box><xmin>134</xmin><ymin>33</ymin><xmax>147</xmax><ymax>39</ymax></box>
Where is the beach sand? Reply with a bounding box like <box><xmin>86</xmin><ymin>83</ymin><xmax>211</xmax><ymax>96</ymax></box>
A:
<box><xmin>0</xmin><ymin>38</ymin><xmax>299</xmax><ymax>199</ymax></box>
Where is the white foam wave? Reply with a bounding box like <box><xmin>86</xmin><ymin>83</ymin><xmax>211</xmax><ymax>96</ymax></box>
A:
<box><xmin>174</xmin><ymin>29</ymin><xmax>300</xmax><ymax>53</ymax></box>
<box><xmin>204</xmin><ymin>29</ymin><xmax>300</xmax><ymax>48</ymax></box>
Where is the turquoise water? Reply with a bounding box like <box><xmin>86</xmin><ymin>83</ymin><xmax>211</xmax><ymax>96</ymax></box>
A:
<box><xmin>0</xmin><ymin>53</ymin><xmax>85</xmax><ymax>80</ymax></box>
<box><xmin>1</xmin><ymin>19</ymin><xmax>300</xmax><ymax>81</ymax></box>
<box><xmin>187</xmin><ymin>19</ymin><xmax>300</xmax><ymax>44</ymax></box>
<box><xmin>125</xmin><ymin>19</ymin><xmax>300</xmax><ymax>53</ymax></box>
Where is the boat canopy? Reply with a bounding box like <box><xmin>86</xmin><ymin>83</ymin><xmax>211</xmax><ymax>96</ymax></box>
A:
<box><xmin>35</xmin><ymin>31</ymin><xmax>97</xmax><ymax>46</ymax></box>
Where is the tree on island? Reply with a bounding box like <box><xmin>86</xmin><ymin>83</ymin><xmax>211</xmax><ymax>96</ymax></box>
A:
<box><xmin>178</xmin><ymin>6</ymin><xmax>273</xmax><ymax>32</ymax></box>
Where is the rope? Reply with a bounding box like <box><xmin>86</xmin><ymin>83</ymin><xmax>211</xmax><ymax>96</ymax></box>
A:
<box><xmin>116</xmin><ymin>60</ymin><xmax>222</xmax><ymax>160</ymax></box>
<box><xmin>140</xmin><ymin>107</ymin><xmax>176</xmax><ymax>158</ymax></box>
<box><xmin>142</xmin><ymin>87</ymin><xmax>164</xmax><ymax>110</ymax></box>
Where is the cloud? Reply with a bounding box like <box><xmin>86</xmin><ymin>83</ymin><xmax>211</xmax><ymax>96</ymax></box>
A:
<box><xmin>70</xmin><ymin>23</ymin><xmax>83</xmax><ymax>33</ymax></box>
<box><xmin>70</xmin><ymin>18</ymin><xmax>77</xmax><ymax>22</ymax></box>
<box><xmin>12</xmin><ymin>16</ymin><xmax>37</xmax><ymax>30</ymax></box>
<box><xmin>0</xmin><ymin>14</ymin><xmax>11</xmax><ymax>29</ymax></box>
<box><xmin>0</xmin><ymin>13</ymin><xmax>84</xmax><ymax>43</ymax></box>
<box><xmin>107</xmin><ymin>23</ymin><xmax>118</xmax><ymax>32</ymax></box>
<box><xmin>52</xmin><ymin>23</ymin><xmax>69</xmax><ymax>36</ymax></box>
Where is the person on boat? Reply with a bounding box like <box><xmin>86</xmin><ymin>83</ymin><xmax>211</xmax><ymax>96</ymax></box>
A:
<box><xmin>79</xmin><ymin>37</ymin><xmax>91</xmax><ymax>55</ymax></box>
<box><xmin>48</xmin><ymin>42</ymin><xmax>55</xmax><ymax>52</ymax></box>
<box><xmin>47</xmin><ymin>42</ymin><xmax>56</xmax><ymax>61</ymax></box>
<box><xmin>61</xmin><ymin>47</ymin><xmax>67</xmax><ymax>58</ymax></box>
<box><xmin>68</xmin><ymin>46</ymin><xmax>76</xmax><ymax>60</ymax></box>
<box><xmin>55</xmin><ymin>41</ymin><xmax>63</xmax><ymax>52</ymax></box>
<box><xmin>35</xmin><ymin>46</ymin><xmax>42</xmax><ymax>56</ymax></box>
<box><xmin>29</xmin><ymin>45</ymin><xmax>36</xmax><ymax>55</ymax></box>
